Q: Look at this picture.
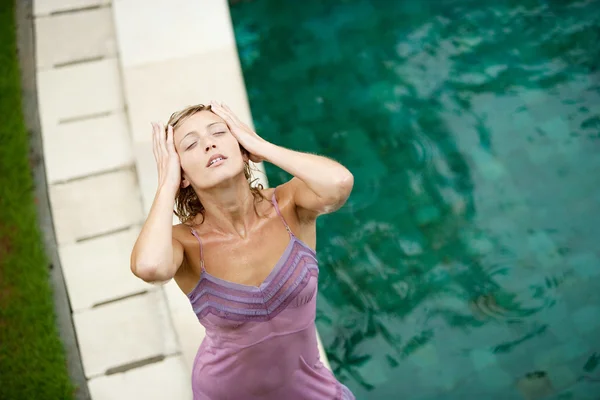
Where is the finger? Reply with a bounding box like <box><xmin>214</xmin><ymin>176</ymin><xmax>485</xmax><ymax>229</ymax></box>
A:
<box><xmin>222</xmin><ymin>103</ymin><xmax>247</xmax><ymax>128</ymax></box>
<box><xmin>240</xmin><ymin>120</ymin><xmax>253</xmax><ymax>132</ymax></box>
<box><xmin>166</xmin><ymin>125</ymin><xmax>176</xmax><ymax>153</ymax></box>
<box><xmin>219</xmin><ymin>106</ymin><xmax>241</xmax><ymax>129</ymax></box>
<box><xmin>221</xmin><ymin>104</ymin><xmax>253</xmax><ymax>133</ymax></box>
<box><xmin>158</xmin><ymin>122</ymin><xmax>168</xmax><ymax>157</ymax></box>
<box><xmin>220</xmin><ymin>112</ymin><xmax>238</xmax><ymax>132</ymax></box>
<box><xmin>221</xmin><ymin>103</ymin><xmax>238</xmax><ymax>119</ymax></box>
<box><xmin>219</xmin><ymin>102</ymin><xmax>234</xmax><ymax>118</ymax></box>
<box><xmin>151</xmin><ymin>122</ymin><xmax>159</xmax><ymax>161</ymax></box>
<box><xmin>222</xmin><ymin>103</ymin><xmax>233</xmax><ymax>113</ymax></box>
<box><xmin>211</xmin><ymin>102</ymin><xmax>243</xmax><ymax>136</ymax></box>
<box><xmin>209</xmin><ymin>101</ymin><xmax>222</xmax><ymax>115</ymax></box>
<box><xmin>154</xmin><ymin>122</ymin><xmax>163</xmax><ymax>159</ymax></box>
<box><xmin>209</xmin><ymin>101</ymin><xmax>225</xmax><ymax>118</ymax></box>
<box><xmin>212</xmin><ymin>104</ymin><xmax>236</xmax><ymax>128</ymax></box>
<box><xmin>211</xmin><ymin>102</ymin><xmax>229</xmax><ymax>121</ymax></box>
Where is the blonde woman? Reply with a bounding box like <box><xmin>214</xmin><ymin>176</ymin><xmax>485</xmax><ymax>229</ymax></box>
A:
<box><xmin>131</xmin><ymin>101</ymin><xmax>355</xmax><ymax>399</ymax></box>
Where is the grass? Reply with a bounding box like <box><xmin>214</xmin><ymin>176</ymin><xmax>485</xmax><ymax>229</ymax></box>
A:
<box><xmin>0</xmin><ymin>1</ymin><xmax>75</xmax><ymax>398</ymax></box>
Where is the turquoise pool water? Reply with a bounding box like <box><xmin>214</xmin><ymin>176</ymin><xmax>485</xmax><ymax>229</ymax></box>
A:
<box><xmin>228</xmin><ymin>1</ymin><xmax>600</xmax><ymax>398</ymax></box>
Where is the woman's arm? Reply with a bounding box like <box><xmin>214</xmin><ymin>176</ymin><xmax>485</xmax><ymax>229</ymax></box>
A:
<box><xmin>131</xmin><ymin>186</ymin><xmax>185</xmax><ymax>283</ymax></box>
<box><xmin>210</xmin><ymin>102</ymin><xmax>354</xmax><ymax>220</ymax></box>
<box><xmin>261</xmin><ymin>144</ymin><xmax>354</xmax><ymax>219</ymax></box>
<box><xmin>130</xmin><ymin>123</ymin><xmax>186</xmax><ymax>283</ymax></box>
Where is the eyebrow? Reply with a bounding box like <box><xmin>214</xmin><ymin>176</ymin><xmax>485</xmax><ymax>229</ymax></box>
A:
<box><xmin>179</xmin><ymin>122</ymin><xmax>224</xmax><ymax>145</ymax></box>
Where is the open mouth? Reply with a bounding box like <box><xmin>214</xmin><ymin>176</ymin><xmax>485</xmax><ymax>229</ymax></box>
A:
<box><xmin>207</xmin><ymin>154</ymin><xmax>227</xmax><ymax>167</ymax></box>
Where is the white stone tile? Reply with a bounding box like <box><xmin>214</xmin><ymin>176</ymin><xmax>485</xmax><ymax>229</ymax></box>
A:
<box><xmin>37</xmin><ymin>58</ymin><xmax>124</xmax><ymax>132</ymax></box>
<box><xmin>59</xmin><ymin>226</ymin><xmax>151</xmax><ymax>311</ymax></box>
<box><xmin>44</xmin><ymin>112</ymin><xmax>133</xmax><ymax>184</ymax></box>
<box><xmin>132</xmin><ymin>139</ymin><xmax>159</xmax><ymax>216</ymax></box>
<box><xmin>87</xmin><ymin>355</ymin><xmax>192</xmax><ymax>400</ymax></box>
<box><xmin>163</xmin><ymin>281</ymin><xmax>203</xmax><ymax>373</ymax></box>
<box><xmin>249</xmin><ymin>161</ymin><xmax>269</xmax><ymax>189</ymax></box>
<box><xmin>316</xmin><ymin>329</ymin><xmax>331</xmax><ymax>371</ymax></box>
<box><xmin>49</xmin><ymin>169</ymin><xmax>143</xmax><ymax>244</ymax></box>
<box><xmin>173</xmin><ymin>213</ymin><xmax>182</xmax><ymax>225</ymax></box>
<box><xmin>112</xmin><ymin>0</ymin><xmax>234</xmax><ymax>67</ymax></box>
<box><xmin>169</xmin><ymin>307</ymin><xmax>204</xmax><ymax>374</ymax></box>
<box><xmin>35</xmin><ymin>7</ymin><xmax>116</xmax><ymax>69</ymax></box>
<box><xmin>34</xmin><ymin>0</ymin><xmax>110</xmax><ymax>16</ymax></box>
<box><xmin>73</xmin><ymin>289</ymin><xmax>179</xmax><ymax>378</ymax></box>
<box><xmin>163</xmin><ymin>279</ymin><xmax>191</xmax><ymax>314</ymax></box>
<box><xmin>123</xmin><ymin>48</ymin><xmax>253</xmax><ymax>143</ymax></box>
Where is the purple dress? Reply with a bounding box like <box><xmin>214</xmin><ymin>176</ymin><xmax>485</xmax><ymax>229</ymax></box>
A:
<box><xmin>186</xmin><ymin>192</ymin><xmax>355</xmax><ymax>400</ymax></box>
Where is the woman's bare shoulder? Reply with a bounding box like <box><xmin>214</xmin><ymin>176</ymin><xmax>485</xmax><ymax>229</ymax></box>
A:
<box><xmin>258</xmin><ymin>186</ymin><xmax>276</xmax><ymax>199</ymax></box>
<box><xmin>259</xmin><ymin>181</ymin><xmax>295</xmax><ymax>205</ymax></box>
<box><xmin>259</xmin><ymin>181</ymin><xmax>301</xmax><ymax>223</ymax></box>
<box><xmin>172</xmin><ymin>222</ymin><xmax>193</xmax><ymax>242</ymax></box>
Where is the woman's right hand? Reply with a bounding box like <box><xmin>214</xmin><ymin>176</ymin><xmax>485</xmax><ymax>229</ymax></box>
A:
<box><xmin>152</xmin><ymin>122</ymin><xmax>181</xmax><ymax>193</ymax></box>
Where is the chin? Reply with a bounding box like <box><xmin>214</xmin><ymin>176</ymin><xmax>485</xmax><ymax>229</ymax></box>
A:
<box><xmin>198</xmin><ymin>164</ymin><xmax>246</xmax><ymax>189</ymax></box>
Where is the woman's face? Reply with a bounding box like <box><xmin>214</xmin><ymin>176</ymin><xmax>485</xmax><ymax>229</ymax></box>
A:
<box><xmin>173</xmin><ymin>110</ymin><xmax>246</xmax><ymax>189</ymax></box>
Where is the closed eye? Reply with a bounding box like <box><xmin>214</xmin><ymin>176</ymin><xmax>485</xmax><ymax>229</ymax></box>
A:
<box><xmin>214</xmin><ymin>131</ymin><xmax>226</xmax><ymax>135</ymax></box>
<box><xmin>186</xmin><ymin>142</ymin><xmax>197</xmax><ymax>150</ymax></box>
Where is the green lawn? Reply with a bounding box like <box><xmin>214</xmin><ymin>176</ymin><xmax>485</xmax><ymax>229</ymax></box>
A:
<box><xmin>0</xmin><ymin>1</ymin><xmax>75</xmax><ymax>398</ymax></box>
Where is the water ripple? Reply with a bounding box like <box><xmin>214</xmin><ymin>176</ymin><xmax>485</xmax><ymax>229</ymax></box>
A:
<box><xmin>469</xmin><ymin>292</ymin><xmax>546</xmax><ymax>322</ymax></box>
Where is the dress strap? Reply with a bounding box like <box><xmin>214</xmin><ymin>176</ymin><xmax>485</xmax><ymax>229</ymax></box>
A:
<box><xmin>271</xmin><ymin>190</ymin><xmax>293</xmax><ymax>237</ymax></box>
<box><xmin>190</xmin><ymin>228</ymin><xmax>206</xmax><ymax>271</ymax></box>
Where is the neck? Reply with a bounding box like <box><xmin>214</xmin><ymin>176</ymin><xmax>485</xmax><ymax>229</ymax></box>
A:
<box><xmin>195</xmin><ymin>177</ymin><xmax>257</xmax><ymax>239</ymax></box>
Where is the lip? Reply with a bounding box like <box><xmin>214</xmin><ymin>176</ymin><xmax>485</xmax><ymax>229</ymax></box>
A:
<box><xmin>206</xmin><ymin>154</ymin><xmax>227</xmax><ymax>167</ymax></box>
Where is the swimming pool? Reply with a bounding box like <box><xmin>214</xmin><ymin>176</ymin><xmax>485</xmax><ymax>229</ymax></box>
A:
<box><xmin>228</xmin><ymin>0</ymin><xmax>600</xmax><ymax>398</ymax></box>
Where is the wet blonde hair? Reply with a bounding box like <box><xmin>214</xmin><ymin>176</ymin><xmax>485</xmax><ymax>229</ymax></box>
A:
<box><xmin>166</xmin><ymin>104</ymin><xmax>265</xmax><ymax>224</ymax></box>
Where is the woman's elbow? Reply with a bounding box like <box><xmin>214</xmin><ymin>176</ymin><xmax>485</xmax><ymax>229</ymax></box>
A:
<box><xmin>337</xmin><ymin>171</ymin><xmax>354</xmax><ymax>199</ymax></box>
<box><xmin>130</xmin><ymin>261</ymin><xmax>174</xmax><ymax>284</ymax></box>
<box><xmin>324</xmin><ymin>172</ymin><xmax>353</xmax><ymax>212</ymax></box>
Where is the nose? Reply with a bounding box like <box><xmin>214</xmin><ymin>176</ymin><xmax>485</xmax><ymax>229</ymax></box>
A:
<box><xmin>204</xmin><ymin>143</ymin><xmax>216</xmax><ymax>152</ymax></box>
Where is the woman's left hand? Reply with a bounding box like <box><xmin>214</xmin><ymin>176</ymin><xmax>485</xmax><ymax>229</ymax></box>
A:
<box><xmin>210</xmin><ymin>101</ymin><xmax>268</xmax><ymax>163</ymax></box>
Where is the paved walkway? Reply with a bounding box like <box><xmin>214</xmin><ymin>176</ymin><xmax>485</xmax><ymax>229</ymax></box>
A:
<box><xmin>33</xmin><ymin>0</ymin><xmax>329</xmax><ymax>398</ymax></box>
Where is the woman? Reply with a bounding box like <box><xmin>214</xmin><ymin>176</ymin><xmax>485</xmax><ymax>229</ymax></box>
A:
<box><xmin>130</xmin><ymin>101</ymin><xmax>355</xmax><ymax>400</ymax></box>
